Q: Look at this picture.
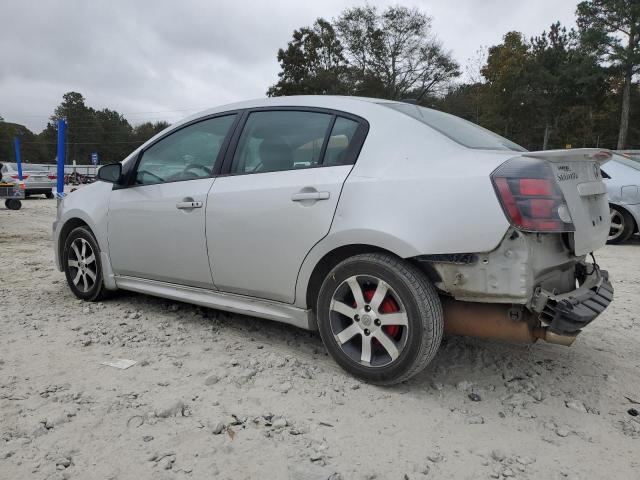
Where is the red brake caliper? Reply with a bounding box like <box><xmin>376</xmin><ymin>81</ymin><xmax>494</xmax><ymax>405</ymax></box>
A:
<box><xmin>362</xmin><ymin>288</ymin><xmax>401</xmax><ymax>339</ymax></box>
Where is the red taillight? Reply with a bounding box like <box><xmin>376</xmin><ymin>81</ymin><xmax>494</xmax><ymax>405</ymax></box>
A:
<box><xmin>519</xmin><ymin>178</ymin><xmax>552</xmax><ymax>196</ymax></box>
<box><xmin>48</xmin><ymin>175</ymin><xmax>57</xmax><ymax>180</ymax></box>
<box><xmin>10</xmin><ymin>174</ymin><xmax>29</xmax><ymax>180</ymax></box>
<box><xmin>491</xmin><ymin>158</ymin><xmax>574</xmax><ymax>233</ymax></box>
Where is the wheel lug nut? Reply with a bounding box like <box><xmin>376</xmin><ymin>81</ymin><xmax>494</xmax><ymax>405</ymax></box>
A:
<box><xmin>354</xmin><ymin>314</ymin><xmax>360</xmax><ymax>321</ymax></box>
<box><xmin>374</xmin><ymin>319</ymin><xmax>381</xmax><ymax>326</ymax></box>
<box><xmin>364</xmin><ymin>305</ymin><xmax>371</xmax><ymax>312</ymax></box>
<box><xmin>364</xmin><ymin>329</ymin><xmax>370</xmax><ymax>336</ymax></box>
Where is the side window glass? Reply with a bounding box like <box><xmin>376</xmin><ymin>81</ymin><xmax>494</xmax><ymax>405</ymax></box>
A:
<box><xmin>231</xmin><ymin>111</ymin><xmax>332</xmax><ymax>174</ymax></box>
<box><xmin>135</xmin><ymin>115</ymin><xmax>236</xmax><ymax>185</ymax></box>
<box><xmin>323</xmin><ymin>117</ymin><xmax>361</xmax><ymax>166</ymax></box>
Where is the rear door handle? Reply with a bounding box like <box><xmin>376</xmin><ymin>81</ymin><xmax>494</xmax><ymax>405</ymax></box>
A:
<box><xmin>176</xmin><ymin>201</ymin><xmax>203</xmax><ymax>209</ymax></box>
<box><xmin>291</xmin><ymin>191</ymin><xmax>330</xmax><ymax>202</ymax></box>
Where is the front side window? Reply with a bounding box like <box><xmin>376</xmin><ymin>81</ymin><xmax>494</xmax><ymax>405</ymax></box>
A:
<box><xmin>230</xmin><ymin>111</ymin><xmax>333</xmax><ymax>174</ymax></box>
<box><xmin>135</xmin><ymin>115</ymin><xmax>236</xmax><ymax>185</ymax></box>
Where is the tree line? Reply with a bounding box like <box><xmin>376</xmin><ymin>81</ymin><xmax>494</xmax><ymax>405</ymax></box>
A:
<box><xmin>268</xmin><ymin>1</ymin><xmax>640</xmax><ymax>151</ymax></box>
<box><xmin>0</xmin><ymin>92</ymin><xmax>169</xmax><ymax>165</ymax></box>
<box><xmin>1</xmin><ymin>1</ymin><xmax>637</xmax><ymax>164</ymax></box>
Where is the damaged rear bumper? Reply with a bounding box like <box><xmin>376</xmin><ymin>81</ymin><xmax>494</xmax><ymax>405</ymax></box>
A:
<box><xmin>532</xmin><ymin>267</ymin><xmax>614</xmax><ymax>334</ymax></box>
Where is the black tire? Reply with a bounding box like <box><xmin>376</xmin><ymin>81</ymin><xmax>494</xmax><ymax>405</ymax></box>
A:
<box><xmin>5</xmin><ymin>199</ymin><xmax>21</xmax><ymax>210</ymax></box>
<box><xmin>45</xmin><ymin>191</ymin><xmax>54</xmax><ymax>199</ymax></box>
<box><xmin>63</xmin><ymin>226</ymin><xmax>108</xmax><ymax>301</ymax></box>
<box><xmin>608</xmin><ymin>205</ymin><xmax>634</xmax><ymax>244</ymax></box>
<box><xmin>316</xmin><ymin>253</ymin><xmax>443</xmax><ymax>385</ymax></box>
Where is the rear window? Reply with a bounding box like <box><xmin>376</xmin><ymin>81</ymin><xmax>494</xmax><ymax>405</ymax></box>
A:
<box><xmin>381</xmin><ymin>103</ymin><xmax>526</xmax><ymax>152</ymax></box>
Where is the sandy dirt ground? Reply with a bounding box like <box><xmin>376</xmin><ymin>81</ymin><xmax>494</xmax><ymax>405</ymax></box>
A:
<box><xmin>1</xmin><ymin>197</ymin><xmax>639</xmax><ymax>480</ymax></box>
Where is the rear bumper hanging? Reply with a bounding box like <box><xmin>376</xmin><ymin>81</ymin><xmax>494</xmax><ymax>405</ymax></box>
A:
<box><xmin>534</xmin><ymin>267</ymin><xmax>613</xmax><ymax>334</ymax></box>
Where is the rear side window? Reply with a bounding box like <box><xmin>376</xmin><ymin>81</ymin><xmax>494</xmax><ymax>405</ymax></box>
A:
<box><xmin>135</xmin><ymin>115</ymin><xmax>236</xmax><ymax>185</ymax></box>
<box><xmin>382</xmin><ymin>103</ymin><xmax>526</xmax><ymax>152</ymax></box>
<box><xmin>323</xmin><ymin>117</ymin><xmax>361</xmax><ymax>166</ymax></box>
<box><xmin>230</xmin><ymin>111</ymin><xmax>333</xmax><ymax>174</ymax></box>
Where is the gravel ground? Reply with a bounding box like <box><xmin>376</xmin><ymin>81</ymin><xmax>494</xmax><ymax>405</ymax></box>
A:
<box><xmin>1</xmin><ymin>197</ymin><xmax>639</xmax><ymax>480</ymax></box>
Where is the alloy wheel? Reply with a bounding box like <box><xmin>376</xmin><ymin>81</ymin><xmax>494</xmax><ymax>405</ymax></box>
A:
<box><xmin>329</xmin><ymin>275</ymin><xmax>409</xmax><ymax>367</ymax></box>
<box><xmin>68</xmin><ymin>238</ymin><xmax>97</xmax><ymax>293</ymax></box>
<box><xmin>609</xmin><ymin>208</ymin><xmax>625</xmax><ymax>242</ymax></box>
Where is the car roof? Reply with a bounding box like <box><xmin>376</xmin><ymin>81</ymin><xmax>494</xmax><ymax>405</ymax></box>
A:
<box><xmin>183</xmin><ymin>95</ymin><xmax>400</xmax><ymax>123</ymax></box>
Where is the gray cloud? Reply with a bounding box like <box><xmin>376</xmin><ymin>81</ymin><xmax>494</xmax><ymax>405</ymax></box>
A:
<box><xmin>0</xmin><ymin>0</ymin><xmax>578</xmax><ymax>131</ymax></box>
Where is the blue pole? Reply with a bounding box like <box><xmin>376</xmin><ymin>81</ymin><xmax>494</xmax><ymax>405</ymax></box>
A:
<box><xmin>56</xmin><ymin>119</ymin><xmax>66</xmax><ymax>197</ymax></box>
<box><xmin>13</xmin><ymin>137</ymin><xmax>23</xmax><ymax>181</ymax></box>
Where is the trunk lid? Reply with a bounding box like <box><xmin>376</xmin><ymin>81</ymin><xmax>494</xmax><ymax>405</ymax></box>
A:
<box><xmin>522</xmin><ymin>149</ymin><xmax>611</xmax><ymax>256</ymax></box>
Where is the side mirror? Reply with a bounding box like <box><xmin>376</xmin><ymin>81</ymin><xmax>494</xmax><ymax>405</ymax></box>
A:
<box><xmin>97</xmin><ymin>163</ymin><xmax>122</xmax><ymax>184</ymax></box>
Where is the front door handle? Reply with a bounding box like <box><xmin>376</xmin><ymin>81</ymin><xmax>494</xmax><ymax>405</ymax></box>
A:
<box><xmin>176</xmin><ymin>200</ymin><xmax>203</xmax><ymax>209</ymax></box>
<box><xmin>291</xmin><ymin>191</ymin><xmax>330</xmax><ymax>202</ymax></box>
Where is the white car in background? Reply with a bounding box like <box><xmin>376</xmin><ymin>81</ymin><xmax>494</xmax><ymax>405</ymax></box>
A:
<box><xmin>53</xmin><ymin>96</ymin><xmax>614</xmax><ymax>384</ymax></box>
<box><xmin>604</xmin><ymin>153</ymin><xmax>640</xmax><ymax>244</ymax></box>
<box><xmin>0</xmin><ymin>162</ymin><xmax>56</xmax><ymax>198</ymax></box>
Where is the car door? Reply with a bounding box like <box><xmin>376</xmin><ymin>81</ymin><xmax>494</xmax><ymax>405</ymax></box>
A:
<box><xmin>107</xmin><ymin>114</ymin><xmax>238</xmax><ymax>288</ymax></box>
<box><xmin>206</xmin><ymin>109</ymin><xmax>367</xmax><ymax>303</ymax></box>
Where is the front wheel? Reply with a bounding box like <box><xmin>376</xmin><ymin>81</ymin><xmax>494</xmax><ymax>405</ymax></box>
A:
<box><xmin>316</xmin><ymin>253</ymin><xmax>443</xmax><ymax>385</ymax></box>
<box><xmin>63</xmin><ymin>226</ymin><xmax>108</xmax><ymax>301</ymax></box>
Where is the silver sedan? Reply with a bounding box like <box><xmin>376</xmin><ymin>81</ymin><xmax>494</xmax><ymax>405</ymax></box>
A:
<box><xmin>603</xmin><ymin>154</ymin><xmax>640</xmax><ymax>244</ymax></box>
<box><xmin>0</xmin><ymin>163</ymin><xmax>56</xmax><ymax>198</ymax></box>
<box><xmin>52</xmin><ymin>96</ymin><xmax>614</xmax><ymax>384</ymax></box>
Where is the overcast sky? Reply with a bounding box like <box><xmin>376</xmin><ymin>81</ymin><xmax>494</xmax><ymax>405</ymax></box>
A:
<box><xmin>1</xmin><ymin>0</ymin><xmax>579</xmax><ymax>132</ymax></box>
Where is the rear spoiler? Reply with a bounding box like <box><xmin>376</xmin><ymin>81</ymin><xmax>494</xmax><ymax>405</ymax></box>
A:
<box><xmin>522</xmin><ymin>149</ymin><xmax>612</xmax><ymax>166</ymax></box>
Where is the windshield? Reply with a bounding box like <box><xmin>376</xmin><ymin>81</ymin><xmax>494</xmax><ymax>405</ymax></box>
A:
<box><xmin>381</xmin><ymin>103</ymin><xmax>527</xmax><ymax>152</ymax></box>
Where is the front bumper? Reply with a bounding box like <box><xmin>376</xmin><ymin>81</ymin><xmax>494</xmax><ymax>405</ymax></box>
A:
<box><xmin>534</xmin><ymin>266</ymin><xmax>614</xmax><ymax>334</ymax></box>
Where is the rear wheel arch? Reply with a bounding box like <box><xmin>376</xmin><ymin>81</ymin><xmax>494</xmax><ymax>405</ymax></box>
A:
<box><xmin>305</xmin><ymin>244</ymin><xmax>440</xmax><ymax>311</ymax></box>
<box><xmin>306</xmin><ymin>245</ymin><xmax>390</xmax><ymax>311</ymax></box>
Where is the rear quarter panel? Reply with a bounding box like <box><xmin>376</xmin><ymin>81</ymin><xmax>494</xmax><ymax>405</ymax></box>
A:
<box><xmin>294</xmin><ymin>110</ymin><xmax>513</xmax><ymax>307</ymax></box>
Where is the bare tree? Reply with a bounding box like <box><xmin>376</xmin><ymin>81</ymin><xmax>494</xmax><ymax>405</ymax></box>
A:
<box><xmin>336</xmin><ymin>6</ymin><xmax>460</xmax><ymax>99</ymax></box>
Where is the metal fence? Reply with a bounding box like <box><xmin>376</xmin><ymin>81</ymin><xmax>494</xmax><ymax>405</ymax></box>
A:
<box><xmin>26</xmin><ymin>164</ymin><xmax>99</xmax><ymax>176</ymax></box>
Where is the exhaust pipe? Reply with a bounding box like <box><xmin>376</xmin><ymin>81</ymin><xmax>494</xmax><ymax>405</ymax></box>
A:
<box><xmin>441</xmin><ymin>298</ymin><xmax>577</xmax><ymax>346</ymax></box>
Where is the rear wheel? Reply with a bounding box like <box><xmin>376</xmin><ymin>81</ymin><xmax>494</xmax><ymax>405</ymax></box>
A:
<box><xmin>63</xmin><ymin>226</ymin><xmax>108</xmax><ymax>301</ymax></box>
<box><xmin>5</xmin><ymin>199</ymin><xmax>21</xmax><ymax>210</ymax></box>
<box><xmin>608</xmin><ymin>206</ymin><xmax>634</xmax><ymax>244</ymax></box>
<box><xmin>317</xmin><ymin>253</ymin><xmax>443</xmax><ymax>385</ymax></box>
<box><xmin>45</xmin><ymin>191</ymin><xmax>54</xmax><ymax>199</ymax></box>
